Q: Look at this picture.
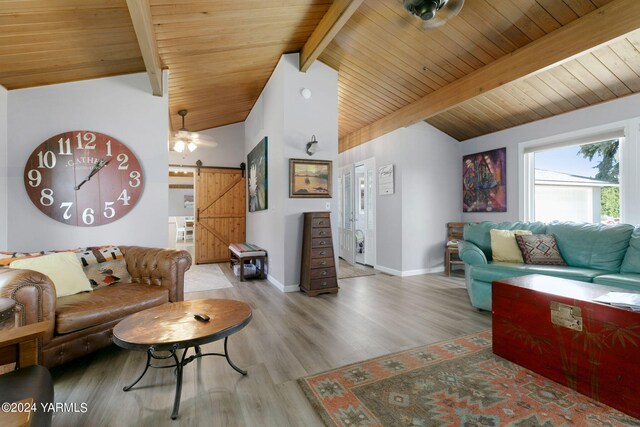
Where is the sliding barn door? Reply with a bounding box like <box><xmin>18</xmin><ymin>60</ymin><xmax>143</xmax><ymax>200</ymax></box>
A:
<box><xmin>195</xmin><ymin>168</ymin><xmax>245</xmax><ymax>264</ymax></box>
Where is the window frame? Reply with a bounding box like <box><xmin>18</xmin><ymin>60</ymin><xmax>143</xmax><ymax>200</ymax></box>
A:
<box><xmin>518</xmin><ymin>122</ymin><xmax>627</xmax><ymax>223</ymax></box>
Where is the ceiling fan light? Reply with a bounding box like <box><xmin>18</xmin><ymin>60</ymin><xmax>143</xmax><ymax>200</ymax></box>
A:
<box><xmin>187</xmin><ymin>142</ymin><xmax>197</xmax><ymax>152</ymax></box>
<box><xmin>174</xmin><ymin>140</ymin><xmax>185</xmax><ymax>153</ymax></box>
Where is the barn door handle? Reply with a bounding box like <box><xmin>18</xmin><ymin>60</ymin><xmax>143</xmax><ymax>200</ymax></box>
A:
<box><xmin>196</xmin><ymin>208</ymin><xmax>200</xmax><ymax>222</ymax></box>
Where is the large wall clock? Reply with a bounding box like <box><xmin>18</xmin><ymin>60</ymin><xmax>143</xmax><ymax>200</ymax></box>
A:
<box><xmin>23</xmin><ymin>130</ymin><xmax>144</xmax><ymax>226</ymax></box>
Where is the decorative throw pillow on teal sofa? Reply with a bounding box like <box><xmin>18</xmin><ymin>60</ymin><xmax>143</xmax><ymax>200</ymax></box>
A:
<box><xmin>464</xmin><ymin>221</ymin><xmax>547</xmax><ymax>260</ymax></box>
<box><xmin>515</xmin><ymin>234</ymin><xmax>566</xmax><ymax>265</ymax></box>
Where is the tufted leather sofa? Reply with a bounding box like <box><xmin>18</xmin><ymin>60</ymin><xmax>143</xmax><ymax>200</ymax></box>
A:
<box><xmin>0</xmin><ymin>246</ymin><xmax>191</xmax><ymax>368</ymax></box>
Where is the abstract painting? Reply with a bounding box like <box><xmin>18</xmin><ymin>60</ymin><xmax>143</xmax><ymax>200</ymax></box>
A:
<box><xmin>463</xmin><ymin>147</ymin><xmax>506</xmax><ymax>212</ymax></box>
<box><xmin>289</xmin><ymin>159</ymin><xmax>332</xmax><ymax>198</ymax></box>
<box><xmin>248</xmin><ymin>137</ymin><xmax>268</xmax><ymax>212</ymax></box>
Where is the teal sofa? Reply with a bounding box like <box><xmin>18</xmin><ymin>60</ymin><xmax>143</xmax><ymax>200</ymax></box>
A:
<box><xmin>459</xmin><ymin>221</ymin><xmax>640</xmax><ymax>311</ymax></box>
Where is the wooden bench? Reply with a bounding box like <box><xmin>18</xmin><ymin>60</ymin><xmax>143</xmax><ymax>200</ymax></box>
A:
<box><xmin>229</xmin><ymin>243</ymin><xmax>267</xmax><ymax>282</ymax></box>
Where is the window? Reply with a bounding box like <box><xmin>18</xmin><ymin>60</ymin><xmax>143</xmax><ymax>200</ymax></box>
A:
<box><xmin>524</xmin><ymin>138</ymin><xmax>621</xmax><ymax>224</ymax></box>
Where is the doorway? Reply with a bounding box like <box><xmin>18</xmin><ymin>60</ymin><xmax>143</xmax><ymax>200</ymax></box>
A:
<box><xmin>194</xmin><ymin>167</ymin><xmax>246</xmax><ymax>264</ymax></box>
<box><xmin>354</xmin><ymin>165</ymin><xmax>366</xmax><ymax>264</ymax></box>
<box><xmin>168</xmin><ymin>168</ymin><xmax>196</xmax><ymax>260</ymax></box>
<box><xmin>339</xmin><ymin>158</ymin><xmax>376</xmax><ymax>267</ymax></box>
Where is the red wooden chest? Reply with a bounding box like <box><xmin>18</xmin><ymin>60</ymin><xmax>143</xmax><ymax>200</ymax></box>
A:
<box><xmin>492</xmin><ymin>274</ymin><xmax>640</xmax><ymax>419</ymax></box>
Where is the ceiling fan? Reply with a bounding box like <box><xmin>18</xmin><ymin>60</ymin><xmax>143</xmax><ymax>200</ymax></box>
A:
<box><xmin>402</xmin><ymin>0</ymin><xmax>464</xmax><ymax>28</ymax></box>
<box><xmin>169</xmin><ymin>109</ymin><xmax>218</xmax><ymax>153</ymax></box>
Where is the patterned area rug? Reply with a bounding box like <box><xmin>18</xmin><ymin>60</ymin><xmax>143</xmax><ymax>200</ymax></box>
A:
<box><xmin>298</xmin><ymin>331</ymin><xmax>639</xmax><ymax>426</ymax></box>
<box><xmin>184</xmin><ymin>263</ymin><xmax>233</xmax><ymax>293</ymax></box>
<box><xmin>339</xmin><ymin>259</ymin><xmax>376</xmax><ymax>279</ymax></box>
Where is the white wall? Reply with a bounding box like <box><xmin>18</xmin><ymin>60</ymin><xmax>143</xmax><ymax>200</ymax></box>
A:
<box><xmin>401</xmin><ymin>123</ymin><xmax>462</xmax><ymax>272</ymax></box>
<box><xmin>245</xmin><ymin>53</ymin><xmax>339</xmax><ymax>290</ymax></box>
<box><xmin>340</xmin><ymin>121</ymin><xmax>461</xmax><ymax>275</ymax></box>
<box><xmin>168</xmin><ymin>176</ymin><xmax>195</xmax><ymax>217</ymax></box>
<box><xmin>461</xmin><ymin>92</ymin><xmax>640</xmax><ymax>225</ymax></box>
<box><xmin>7</xmin><ymin>73</ymin><xmax>169</xmax><ymax>251</ymax></box>
<box><xmin>245</xmin><ymin>59</ymin><xmax>286</xmax><ymax>285</ymax></box>
<box><xmin>0</xmin><ymin>85</ymin><xmax>7</xmax><ymax>250</ymax></box>
<box><xmin>169</xmin><ymin>122</ymin><xmax>245</xmax><ymax>168</ymax></box>
<box><xmin>282</xmin><ymin>55</ymin><xmax>339</xmax><ymax>286</ymax></box>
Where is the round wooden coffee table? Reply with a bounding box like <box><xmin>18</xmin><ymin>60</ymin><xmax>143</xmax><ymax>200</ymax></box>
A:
<box><xmin>113</xmin><ymin>299</ymin><xmax>252</xmax><ymax>420</ymax></box>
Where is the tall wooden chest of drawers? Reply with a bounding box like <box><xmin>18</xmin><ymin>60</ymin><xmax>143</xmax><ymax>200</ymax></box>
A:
<box><xmin>300</xmin><ymin>212</ymin><xmax>339</xmax><ymax>296</ymax></box>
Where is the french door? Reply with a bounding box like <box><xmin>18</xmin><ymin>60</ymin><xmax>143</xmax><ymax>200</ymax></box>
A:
<box><xmin>359</xmin><ymin>158</ymin><xmax>376</xmax><ymax>267</ymax></box>
<box><xmin>339</xmin><ymin>164</ymin><xmax>355</xmax><ymax>265</ymax></box>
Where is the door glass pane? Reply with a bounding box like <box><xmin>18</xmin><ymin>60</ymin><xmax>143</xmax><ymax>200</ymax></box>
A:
<box><xmin>367</xmin><ymin>170</ymin><xmax>374</xmax><ymax>230</ymax></box>
<box><xmin>344</xmin><ymin>172</ymin><xmax>352</xmax><ymax>230</ymax></box>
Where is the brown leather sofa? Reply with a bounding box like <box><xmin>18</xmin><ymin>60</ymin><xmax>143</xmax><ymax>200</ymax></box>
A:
<box><xmin>0</xmin><ymin>246</ymin><xmax>191</xmax><ymax>368</ymax></box>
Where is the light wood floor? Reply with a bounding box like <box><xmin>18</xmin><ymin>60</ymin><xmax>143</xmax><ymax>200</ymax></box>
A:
<box><xmin>50</xmin><ymin>266</ymin><xmax>490</xmax><ymax>427</ymax></box>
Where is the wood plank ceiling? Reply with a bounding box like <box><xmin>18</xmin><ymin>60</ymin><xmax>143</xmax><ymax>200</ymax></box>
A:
<box><xmin>149</xmin><ymin>0</ymin><xmax>332</xmax><ymax>132</ymax></box>
<box><xmin>1</xmin><ymin>0</ymin><xmax>639</xmax><ymax>149</ymax></box>
<box><xmin>428</xmin><ymin>31</ymin><xmax>640</xmax><ymax>140</ymax></box>
<box><xmin>320</xmin><ymin>0</ymin><xmax>640</xmax><ymax>147</ymax></box>
<box><xmin>0</xmin><ymin>0</ymin><xmax>145</xmax><ymax>89</ymax></box>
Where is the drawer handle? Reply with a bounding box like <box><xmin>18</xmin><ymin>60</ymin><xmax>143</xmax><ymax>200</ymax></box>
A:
<box><xmin>318</xmin><ymin>221</ymin><xmax>325</xmax><ymax>225</ymax></box>
<box><xmin>320</xmin><ymin>241</ymin><xmax>326</xmax><ymax>245</ymax></box>
<box><xmin>320</xmin><ymin>251</ymin><xmax>326</xmax><ymax>255</ymax></box>
<box><xmin>320</xmin><ymin>261</ymin><xmax>326</xmax><ymax>265</ymax></box>
<box><xmin>321</xmin><ymin>271</ymin><xmax>328</xmax><ymax>276</ymax></box>
<box><xmin>321</xmin><ymin>281</ymin><xmax>327</xmax><ymax>286</ymax></box>
<box><xmin>319</xmin><ymin>231</ymin><xmax>325</xmax><ymax>235</ymax></box>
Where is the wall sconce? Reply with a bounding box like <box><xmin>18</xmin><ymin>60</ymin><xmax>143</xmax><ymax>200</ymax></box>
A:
<box><xmin>306</xmin><ymin>135</ymin><xmax>319</xmax><ymax>156</ymax></box>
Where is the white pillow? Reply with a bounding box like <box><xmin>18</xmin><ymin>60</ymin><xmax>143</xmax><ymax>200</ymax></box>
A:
<box><xmin>10</xmin><ymin>252</ymin><xmax>93</xmax><ymax>297</ymax></box>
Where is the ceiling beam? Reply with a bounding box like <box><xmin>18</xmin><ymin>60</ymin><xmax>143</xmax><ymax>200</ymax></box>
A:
<box><xmin>299</xmin><ymin>0</ymin><xmax>364</xmax><ymax>72</ymax></box>
<box><xmin>126</xmin><ymin>0</ymin><xmax>163</xmax><ymax>96</ymax></box>
<box><xmin>339</xmin><ymin>0</ymin><xmax>640</xmax><ymax>151</ymax></box>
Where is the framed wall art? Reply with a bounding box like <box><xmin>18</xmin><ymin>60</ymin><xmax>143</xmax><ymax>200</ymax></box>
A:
<box><xmin>248</xmin><ymin>137</ymin><xmax>268</xmax><ymax>212</ymax></box>
<box><xmin>377</xmin><ymin>164</ymin><xmax>394</xmax><ymax>195</ymax></box>
<box><xmin>289</xmin><ymin>159</ymin><xmax>332</xmax><ymax>198</ymax></box>
<box><xmin>463</xmin><ymin>147</ymin><xmax>506</xmax><ymax>212</ymax></box>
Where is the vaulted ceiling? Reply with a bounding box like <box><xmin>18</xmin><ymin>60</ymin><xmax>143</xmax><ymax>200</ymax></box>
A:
<box><xmin>1</xmin><ymin>0</ymin><xmax>639</xmax><ymax>152</ymax></box>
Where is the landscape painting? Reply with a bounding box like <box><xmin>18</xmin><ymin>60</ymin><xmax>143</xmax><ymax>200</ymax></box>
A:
<box><xmin>463</xmin><ymin>147</ymin><xmax>506</xmax><ymax>212</ymax></box>
<box><xmin>183</xmin><ymin>195</ymin><xmax>194</xmax><ymax>209</ymax></box>
<box><xmin>248</xmin><ymin>137</ymin><xmax>268</xmax><ymax>212</ymax></box>
<box><xmin>289</xmin><ymin>159</ymin><xmax>332</xmax><ymax>198</ymax></box>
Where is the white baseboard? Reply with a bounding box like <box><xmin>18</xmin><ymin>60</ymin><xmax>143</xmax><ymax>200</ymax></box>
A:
<box><xmin>403</xmin><ymin>266</ymin><xmax>445</xmax><ymax>276</ymax></box>
<box><xmin>374</xmin><ymin>265</ymin><xmax>403</xmax><ymax>276</ymax></box>
<box><xmin>374</xmin><ymin>265</ymin><xmax>445</xmax><ymax>277</ymax></box>
<box><xmin>266</xmin><ymin>275</ymin><xmax>300</xmax><ymax>293</ymax></box>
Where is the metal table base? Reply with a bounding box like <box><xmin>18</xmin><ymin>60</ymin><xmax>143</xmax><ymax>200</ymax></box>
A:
<box><xmin>123</xmin><ymin>336</ymin><xmax>246</xmax><ymax>420</ymax></box>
